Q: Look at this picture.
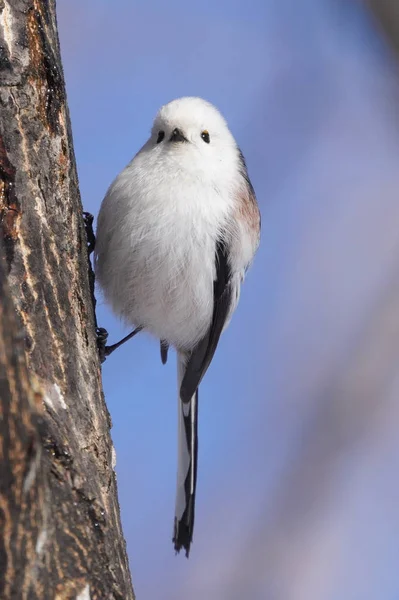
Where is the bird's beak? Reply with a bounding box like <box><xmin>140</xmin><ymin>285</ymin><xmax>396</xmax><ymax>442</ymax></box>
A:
<box><xmin>169</xmin><ymin>128</ymin><xmax>188</xmax><ymax>143</ymax></box>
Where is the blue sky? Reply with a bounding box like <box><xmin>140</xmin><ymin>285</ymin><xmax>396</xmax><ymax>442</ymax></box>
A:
<box><xmin>58</xmin><ymin>1</ymin><xmax>399</xmax><ymax>598</ymax></box>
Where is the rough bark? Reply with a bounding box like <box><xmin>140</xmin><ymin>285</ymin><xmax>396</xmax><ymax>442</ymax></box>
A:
<box><xmin>0</xmin><ymin>1</ymin><xmax>135</xmax><ymax>598</ymax></box>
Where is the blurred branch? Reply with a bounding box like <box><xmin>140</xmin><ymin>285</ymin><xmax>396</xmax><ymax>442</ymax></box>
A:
<box><xmin>366</xmin><ymin>0</ymin><xmax>399</xmax><ymax>56</ymax></box>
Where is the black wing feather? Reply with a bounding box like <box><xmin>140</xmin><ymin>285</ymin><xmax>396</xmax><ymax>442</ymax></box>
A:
<box><xmin>160</xmin><ymin>340</ymin><xmax>169</xmax><ymax>364</ymax></box>
<box><xmin>180</xmin><ymin>239</ymin><xmax>232</xmax><ymax>403</ymax></box>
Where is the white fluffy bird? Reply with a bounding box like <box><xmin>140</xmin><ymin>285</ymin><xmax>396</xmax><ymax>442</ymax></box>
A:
<box><xmin>95</xmin><ymin>96</ymin><xmax>260</xmax><ymax>556</ymax></box>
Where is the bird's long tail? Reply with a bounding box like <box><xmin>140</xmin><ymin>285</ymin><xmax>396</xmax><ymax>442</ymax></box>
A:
<box><xmin>173</xmin><ymin>352</ymin><xmax>198</xmax><ymax>557</ymax></box>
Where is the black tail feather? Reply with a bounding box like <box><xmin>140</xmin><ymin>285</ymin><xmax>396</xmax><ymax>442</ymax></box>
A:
<box><xmin>173</xmin><ymin>388</ymin><xmax>198</xmax><ymax>557</ymax></box>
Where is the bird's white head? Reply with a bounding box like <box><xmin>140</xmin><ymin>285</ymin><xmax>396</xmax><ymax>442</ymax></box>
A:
<box><xmin>148</xmin><ymin>97</ymin><xmax>239</xmax><ymax>174</ymax></box>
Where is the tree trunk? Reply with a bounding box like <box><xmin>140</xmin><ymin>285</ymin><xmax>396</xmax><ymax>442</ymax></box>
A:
<box><xmin>0</xmin><ymin>1</ymin><xmax>135</xmax><ymax>598</ymax></box>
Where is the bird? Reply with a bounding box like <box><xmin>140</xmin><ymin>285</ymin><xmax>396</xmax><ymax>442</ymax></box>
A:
<box><xmin>94</xmin><ymin>96</ymin><xmax>260</xmax><ymax>557</ymax></box>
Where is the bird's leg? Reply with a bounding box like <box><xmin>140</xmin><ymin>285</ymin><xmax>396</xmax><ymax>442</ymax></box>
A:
<box><xmin>83</xmin><ymin>211</ymin><xmax>96</xmax><ymax>305</ymax></box>
<box><xmin>101</xmin><ymin>326</ymin><xmax>143</xmax><ymax>362</ymax></box>
<box><xmin>83</xmin><ymin>211</ymin><xmax>96</xmax><ymax>256</ymax></box>
<box><xmin>83</xmin><ymin>211</ymin><xmax>99</xmax><ymax>323</ymax></box>
<box><xmin>83</xmin><ymin>211</ymin><xmax>142</xmax><ymax>363</ymax></box>
<box><xmin>83</xmin><ymin>211</ymin><xmax>111</xmax><ymax>360</ymax></box>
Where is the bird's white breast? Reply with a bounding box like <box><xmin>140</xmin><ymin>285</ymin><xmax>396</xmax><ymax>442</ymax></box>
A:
<box><xmin>95</xmin><ymin>148</ymin><xmax>236</xmax><ymax>351</ymax></box>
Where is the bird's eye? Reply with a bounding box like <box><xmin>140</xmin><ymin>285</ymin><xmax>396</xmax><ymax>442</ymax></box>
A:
<box><xmin>157</xmin><ymin>131</ymin><xmax>165</xmax><ymax>144</ymax></box>
<box><xmin>201</xmin><ymin>130</ymin><xmax>210</xmax><ymax>144</ymax></box>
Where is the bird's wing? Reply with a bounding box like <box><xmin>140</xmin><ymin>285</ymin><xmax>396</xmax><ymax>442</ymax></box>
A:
<box><xmin>179</xmin><ymin>149</ymin><xmax>260</xmax><ymax>404</ymax></box>
<box><xmin>179</xmin><ymin>238</ymin><xmax>234</xmax><ymax>403</ymax></box>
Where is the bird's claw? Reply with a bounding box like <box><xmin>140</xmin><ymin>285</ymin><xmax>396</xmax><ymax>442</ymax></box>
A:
<box><xmin>83</xmin><ymin>212</ymin><xmax>96</xmax><ymax>255</ymax></box>
<box><xmin>96</xmin><ymin>327</ymin><xmax>109</xmax><ymax>363</ymax></box>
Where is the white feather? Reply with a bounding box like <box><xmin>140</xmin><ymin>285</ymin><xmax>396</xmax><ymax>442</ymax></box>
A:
<box><xmin>95</xmin><ymin>96</ymin><xmax>256</xmax><ymax>351</ymax></box>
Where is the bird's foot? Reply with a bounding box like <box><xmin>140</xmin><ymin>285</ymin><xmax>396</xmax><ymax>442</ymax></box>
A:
<box><xmin>83</xmin><ymin>211</ymin><xmax>96</xmax><ymax>256</ymax></box>
<box><xmin>97</xmin><ymin>326</ymin><xmax>143</xmax><ymax>364</ymax></box>
<box><xmin>96</xmin><ymin>327</ymin><xmax>109</xmax><ymax>364</ymax></box>
<box><xmin>83</xmin><ymin>211</ymin><xmax>143</xmax><ymax>364</ymax></box>
<box><xmin>83</xmin><ymin>211</ymin><xmax>106</xmax><ymax>363</ymax></box>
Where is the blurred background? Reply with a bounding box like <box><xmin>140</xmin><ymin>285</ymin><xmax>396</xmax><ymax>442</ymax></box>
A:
<box><xmin>57</xmin><ymin>1</ymin><xmax>399</xmax><ymax>598</ymax></box>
